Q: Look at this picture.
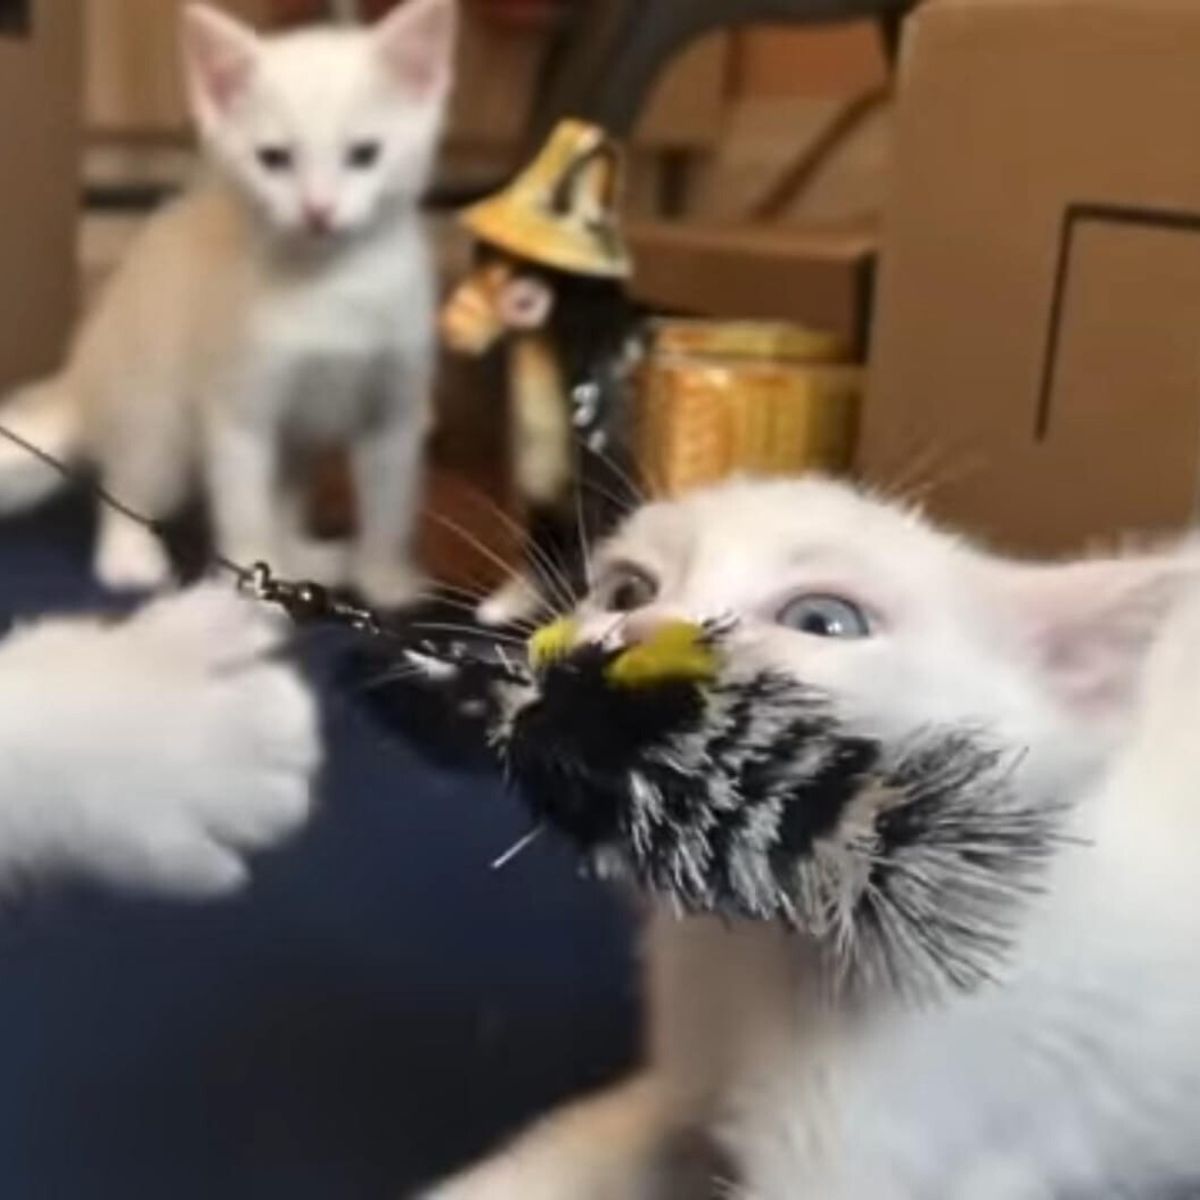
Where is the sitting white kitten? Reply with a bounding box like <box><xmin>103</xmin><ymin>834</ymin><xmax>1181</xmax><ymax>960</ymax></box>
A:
<box><xmin>0</xmin><ymin>583</ymin><xmax>318</xmax><ymax>896</ymax></box>
<box><xmin>0</xmin><ymin>0</ymin><xmax>456</xmax><ymax>607</ymax></box>
<box><xmin>428</xmin><ymin>477</ymin><xmax>1200</xmax><ymax>1199</ymax></box>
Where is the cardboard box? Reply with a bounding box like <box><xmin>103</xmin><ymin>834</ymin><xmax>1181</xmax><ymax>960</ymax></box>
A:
<box><xmin>0</xmin><ymin>1</ymin><xmax>80</xmax><ymax>387</ymax></box>
<box><xmin>858</xmin><ymin>0</ymin><xmax>1200</xmax><ymax>554</ymax></box>
<box><xmin>628</xmin><ymin>219</ymin><xmax>877</xmax><ymax>353</ymax></box>
<box><xmin>688</xmin><ymin>93</ymin><xmax>893</xmax><ymax>225</ymax></box>
<box><xmin>732</xmin><ymin>20</ymin><xmax>887</xmax><ymax>99</ymax></box>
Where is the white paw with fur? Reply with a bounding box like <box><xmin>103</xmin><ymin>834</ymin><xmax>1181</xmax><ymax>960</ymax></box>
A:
<box><xmin>0</xmin><ymin>583</ymin><xmax>320</xmax><ymax>896</ymax></box>
<box><xmin>95</xmin><ymin>514</ymin><xmax>173</xmax><ymax>592</ymax></box>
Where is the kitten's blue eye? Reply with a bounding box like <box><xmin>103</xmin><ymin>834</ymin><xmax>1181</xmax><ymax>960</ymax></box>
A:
<box><xmin>347</xmin><ymin>141</ymin><xmax>382</xmax><ymax>169</ymax></box>
<box><xmin>256</xmin><ymin>145</ymin><xmax>293</xmax><ymax>172</ymax></box>
<box><xmin>776</xmin><ymin>594</ymin><xmax>870</xmax><ymax>639</ymax></box>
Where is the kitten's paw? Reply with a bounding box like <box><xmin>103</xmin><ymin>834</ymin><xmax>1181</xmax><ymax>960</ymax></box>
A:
<box><xmin>352</xmin><ymin>557</ymin><xmax>426</xmax><ymax>611</ymax></box>
<box><xmin>91</xmin><ymin>827</ymin><xmax>252</xmax><ymax>899</ymax></box>
<box><xmin>95</xmin><ymin>516</ymin><xmax>172</xmax><ymax>592</ymax></box>
<box><xmin>4</xmin><ymin>583</ymin><xmax>321</xmax><ymax>898</ymax></box>
<box><xmin>132</xmin><ymin>581</ymin><xmax>289</xmax><ymax>666</ymax></box>
<box><xmin>156</xmin><ymin>649</ymin><xmax>319</xmax><ymax>888</ymax></box>
<box><xmin>477</xmin><ymin>576</ymin><xmax>543</xmax><ymax>628</ymax></box>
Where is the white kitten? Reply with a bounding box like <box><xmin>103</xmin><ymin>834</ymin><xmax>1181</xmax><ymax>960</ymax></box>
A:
<box><xmin>0</xmin><ymin>583</ymin><xmax>318</xmax><ymax>897</ymax></box>
<box><xmin>0</xmin><ymin>0</ymin><xmax>456</xmax><ymax>607</ymax></box>
<box><xmin>427</xmin><ymin>477</ymin><xmax>1200</xmax><ymax>1199</ymax></box>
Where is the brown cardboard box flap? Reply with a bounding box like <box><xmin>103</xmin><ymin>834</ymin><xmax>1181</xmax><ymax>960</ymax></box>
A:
<box><xmin>859</xmin><ymin>0</ymin><xmax>1200</xmax><ymax>554</ymax></box>
<box><xmin>629</xmin><ymin>219</ymin><xmax>878</xmax><ymax>352</ymax></box>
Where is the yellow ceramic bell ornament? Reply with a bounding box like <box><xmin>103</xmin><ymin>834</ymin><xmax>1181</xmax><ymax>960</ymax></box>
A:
<box><xmin>440</xmin><ymin>120</ymin><xmax>639</xmax><ymax>628</ymax></box>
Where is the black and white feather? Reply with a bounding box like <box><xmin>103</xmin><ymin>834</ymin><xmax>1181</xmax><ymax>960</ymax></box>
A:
<box><xmin>356</xmin><ymin>629</ymin><xmax>1067</xmax><ymax>1000</ymax></box>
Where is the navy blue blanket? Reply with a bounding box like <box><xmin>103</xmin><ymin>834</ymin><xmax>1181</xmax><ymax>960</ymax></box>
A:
<box><xmin>0</xmin><ymin>493</ymin><xmax>638</xmax><ymax>1199</ymax></box>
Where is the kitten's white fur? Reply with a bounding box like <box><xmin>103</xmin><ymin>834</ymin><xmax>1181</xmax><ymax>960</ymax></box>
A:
<box><xmin>0</xmin><ymin>0</ymin><xmax>456</xmax><ymax>607</ymax></box>
<box><xmin>0</xmin><ymin>583</ymin><xmax>318</xmax><ymax>897</ymax></box>
<box><xmin>427</xmin><ymin>477</ymin><xmax>1200</xmax><ymax>1199</ymax></box>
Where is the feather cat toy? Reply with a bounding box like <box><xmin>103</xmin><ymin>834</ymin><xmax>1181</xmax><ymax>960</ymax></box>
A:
<box><xmin>357</xmin><ymin>609</ymin><xmax>1061</xmax><ymax>999</ymax></box>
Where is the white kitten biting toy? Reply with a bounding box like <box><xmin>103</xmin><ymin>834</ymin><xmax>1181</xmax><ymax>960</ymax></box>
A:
<box><xmin>351</xmin><ymin>476</ymin><xmax>1200</xmax><ymax>1200</ymax></box>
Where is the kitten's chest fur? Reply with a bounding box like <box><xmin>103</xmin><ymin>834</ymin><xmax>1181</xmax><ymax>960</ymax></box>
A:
<box><xmin>653</xmin><ymin>841</ymin><xmax>1200</xmax><ymax>1200</ymax></box>
<box><xmin>251</xmin><ymin>219</ymin><xmax>429</xmax><ymax>356</ymax></box>
<box><xmin>241</xmin><ymin>216</ymin><xmax>432</xmax><ymax>435</ymax></box>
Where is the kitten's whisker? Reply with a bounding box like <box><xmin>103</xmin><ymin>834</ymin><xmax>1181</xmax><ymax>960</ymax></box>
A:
<box><xmin>430</xmin><ymin>581</ymin><xmax>541</xmax><ymax>632</ymax></box>
<box><xmin>880</xmin><ymin>432</ymin><xmax>949</xmax><ymax>502</ymax></box>
<box><xmin>424</xmin><ymin>509</ymin><xmax>558</xmax><ymax>614</ymax></box>
<box><xmin>419</xmin><ymin>590</ymin><xmax>538</xmax><ymax>634</ymax></box>
<box><xmin>420</xmin><ymin>579</ymin><xmax>492</xmax><ymax>606</ymax></box>
<box><xmin>464</xmin><ymin>483</ymin><xmax>583</xmax><ymax>611</ymax></box>
<box><xmin>901</xmin><ymin>448</ymin><xmax>986</xmax><ymax>508</ymax></box>
<box><xmin>874</xmin><ymin>428</ymin><xmax>985</xmax><ymax>512</ymax></box>
<box><xmin>453</xmin><ymin>483</ymin><xmax>580</xmax><ymax>615</ymax></box>
<box><xmin>491</xmin><ymin>824</ymin><xmax>545</xmax><ymax>870</ymax></box>
<box><xmin>576</xmin><ymin>473</ymin><xmax>640</xmax><ymax>524</ymax></box>
<box><xmin>588</xmin><ymin>440</ymin><xmax>648</xmax><ymax>509</ymax></box>
<box><xmin>406</xmin><ymin>619</ymin><xmax>527</xmax><ymax>647</ymax></box>
<box><xmin>573</xmin><ymin>470</ymin><xmax>596</xmax><ymax>591</ymax></box>
<box><xmin>357</xmin><ymin>664</ymin><xmax>427</xmax><ymax>692</ymax></box>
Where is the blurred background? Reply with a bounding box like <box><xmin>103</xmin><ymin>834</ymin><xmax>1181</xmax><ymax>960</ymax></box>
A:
<box><xmin>25</xmin><ymin>0</ymin><xmax>903</xmax><ymax>592</ymax></box>
<box><xmin>2</xmin><ymin>0</ymin><xmax>1200</xmax><ymax>1195</ymax></box>
<box><xmin>0</xmin><ymin>5</ymin><xmax>896</xmax><ymax>1197</ymax></box>
<box><xmin>14</xmin><ymin>0</ymin><xmax>1195</xmax><ymax>573</ymax></box>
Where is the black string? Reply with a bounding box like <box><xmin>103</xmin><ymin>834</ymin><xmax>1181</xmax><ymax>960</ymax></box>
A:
<box><xmin>0</xmin><ymin>418</ymin><xmax>236</xmax><ymax>566</ymax></box>
<box><xmin>0</xmin><ymin>418</ymin><xmax>385</xmax><ymax>636</ymax></box>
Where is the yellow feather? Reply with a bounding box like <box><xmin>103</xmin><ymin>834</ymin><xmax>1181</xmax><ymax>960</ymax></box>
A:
<box><xmin>605</xmin><ymin>621</ymin><xmax>717</xmax><ymax>689</ymax></box>
<box><xmin>528</xmin><ymin>617</ymin><xmax>580</xmax><ymax>670</ymax></box>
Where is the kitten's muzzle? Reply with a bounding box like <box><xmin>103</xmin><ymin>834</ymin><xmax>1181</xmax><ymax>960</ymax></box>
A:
<box><xmin>301</xmin><ymin>198</ymin><xmax>336</xmax><ymax>235</ymax></box>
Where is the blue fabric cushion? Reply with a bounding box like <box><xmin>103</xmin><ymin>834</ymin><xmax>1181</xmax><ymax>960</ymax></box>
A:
<box><xmin>0</xmin><ymin>492</ymin><xmax>638</xmax><ymax>1199</ymax></box>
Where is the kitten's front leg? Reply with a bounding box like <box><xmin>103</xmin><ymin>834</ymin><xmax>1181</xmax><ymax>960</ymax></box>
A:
<box><xmin>205</xmin><ymin>412</ymin><xmax>282</xmax><ymax>570</ymax></box>
<box><xmin>95</xmin><ymin>509</ymin><xmax>174</xmax><ymax>592</ymax></box>
<box><xmin>421</xmin><ymin>1074</ymin><xmax>692</xmax><ymax>1200</ymax></box>
<box><xmin>350</xmin><ymin>367</ymin><xmax>430</xmax><ymax>609</ymax></box>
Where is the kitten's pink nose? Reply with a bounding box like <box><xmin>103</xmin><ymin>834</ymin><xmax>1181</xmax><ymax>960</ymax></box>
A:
<box><xmin>302</xmin><ymin>200</ymin><xmax>334</xmax><ymax>233</ymax></box>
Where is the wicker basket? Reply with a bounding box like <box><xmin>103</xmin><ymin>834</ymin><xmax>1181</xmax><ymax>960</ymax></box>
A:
<box><xmin>635</xmin><ymin>319</ymin><xmax>862</xmax><ymax>498</ymax></box>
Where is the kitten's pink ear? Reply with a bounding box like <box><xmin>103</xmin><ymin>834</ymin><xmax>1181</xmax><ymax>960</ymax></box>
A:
<box><xmin>181</xmin><ymin>4</ymin><xmax>260</xmax><ymax>122</ymax></box>
<box><xmin>374</xmin><ymin>0</ymin><xmax>457</xmax><ymax>97</ymax></box>
<box><xmin>997</xmin><ymin>552</ymin><xmax>1199</xmax><ymax>720</ymax></box>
